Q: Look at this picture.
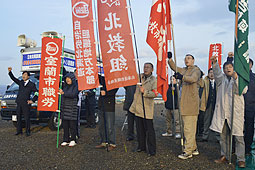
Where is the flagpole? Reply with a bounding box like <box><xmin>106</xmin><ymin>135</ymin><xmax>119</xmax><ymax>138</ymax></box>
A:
<box><xmin>93</xmin><ymin>0</ymin><xmax>109</xmax><ymax>152</ymax></box>
<box><xmin>169</xmin><ymin>7</ymin><xmax>185</xmax><ymax>152</ymax></box>
<box><xmin>56</xmin><ymin>35</ymin><xmax>65</xmax><ymax>148</ymax></box>
<box><xmin>127</xmin><ymin>0</ymin><xmax>147</xmax><ymax>121</ymax></box>
<box><xmin>229</xmin><ymin>0</ymin><xmax>239</xmax><ymax>164</ymax></box>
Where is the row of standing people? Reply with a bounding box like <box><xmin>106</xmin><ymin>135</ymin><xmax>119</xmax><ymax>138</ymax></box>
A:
<box><xmin>7</xmin><ymin>51</ymin><xmax>255</xmax><ymax>167</ymax></box>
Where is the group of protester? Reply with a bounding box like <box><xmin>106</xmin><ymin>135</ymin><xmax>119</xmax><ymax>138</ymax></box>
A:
<box><xmin>7</xmin><ymin>50</ymin><xmax>255</xmax><ymax>168</ymax></box>
<box><xmin>158</xmin><ymin>52</ymin><xmax>254</xmax><ymax>168</ymax></box>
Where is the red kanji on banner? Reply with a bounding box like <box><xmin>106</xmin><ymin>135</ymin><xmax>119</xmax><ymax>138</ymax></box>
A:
<box><xmin>38</xmin><ymin>37</ymin><xmax>62</xmax><ymax>111</ymax></box>
<box><xmin>97</xmin><ymin>0</ymin><xmax>138</xmax><ymax>90</ymax></box>
<box><xmin>146</xmin><ymin>0</ymin><xmax>171</xmax><ymax>101</ymax></box>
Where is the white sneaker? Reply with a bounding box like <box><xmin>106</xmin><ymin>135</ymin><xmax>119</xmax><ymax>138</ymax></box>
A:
<box><xmin>192</xmin><ymin>149</ymin><xmax>199</xmax><ymax>156</ymax></box>
<box><xmin>69</xmin><ymin>141</ymin><xmax>76</xmax><ymax>147</ymax></box>
<box><xmin>162</xmin><ymin>132</ymin><xmax>173</xmax><ymax>137</ymax></box>
<box><xmin>178</xmin><ymin>152</ymin><xmax>193</xmax><ymax>160</ymax></box>
<box><xmin>175</xmin><ymin>133</ymin><xmax>181</xmax><ymax>139</ymax></box>
<box><xmin>61</xmin><ymin>142</ymin><xmax>69</xmax><ymax>146</ymax></box>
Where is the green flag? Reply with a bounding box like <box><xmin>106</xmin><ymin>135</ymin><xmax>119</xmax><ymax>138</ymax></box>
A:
<box><xmin>229</xmin><ymin>0</ymin><xmax>250</xmax><ymax>95</ymax></box>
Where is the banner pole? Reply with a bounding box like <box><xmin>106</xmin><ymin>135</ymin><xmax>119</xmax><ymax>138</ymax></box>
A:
<box><xmin>229</xmin><ymin>0</ymin><xmax>239</xmax><ymax>164</ymax></box>
<box><xmin>56</xmin><ymin>35</ymin><xmax>65</xmax><ymax>148</ymax></box>
<box><xmin>93</xmin><ymin>0</ymin><xmax>109</xmax><ymax>152</ymax></box>
<box><xmin>169</xmin><ymin>7</ymin><xmax>185</xmax><ymax>152</ymax></box>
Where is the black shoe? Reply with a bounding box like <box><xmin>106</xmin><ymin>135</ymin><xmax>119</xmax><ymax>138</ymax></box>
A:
<box><xmin>126</xmin><ymin>137</ymin><xmax>134</xmax><ymax>141</ymax></box>
<box><xmin>136</xmin><ymin>148</ymin><xmax>146</xmax><ymax>152</ymax></box>
<box><xmin>26</xmin><ymin>132</ymin><xmax>31</xmax><ymax>137</ymax></box>
<box><xmin>84</xmin><ymin>125</ymin><xmax>90</xmax><ymax>128</ymax></box>
<box><xmin>90</xmin><ymin>125</ymin><xmax>96</xmax><ymax>128</ymax></box>
<box><xmin>15</xmin><ymin>132</ymin><xmax>22</xmax><ymax>136</ymax></box>
<box><xmin>148</xmin><ymin>153</ymin><xmax>156</xmax><ymax>157</ymax></box>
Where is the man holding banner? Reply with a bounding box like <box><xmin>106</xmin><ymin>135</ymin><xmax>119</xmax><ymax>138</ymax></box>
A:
<box><xmin>168</xmin><ymin>54</ymin><xmax>201</xmax><ymax>159</ymax></box>
<box><xmin>129</xmin><ymin>63</ymin><xmax>158</xmax><ymax>156</ymax></box>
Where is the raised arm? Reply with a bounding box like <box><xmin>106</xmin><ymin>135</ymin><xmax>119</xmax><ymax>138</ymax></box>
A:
<box><xmin>8</xmin><ymin>67</ymin><xmax>20</xmax><ymax>85</ymax></box>
<box><xmin>211</xmin><ymin>56</ymin><xmax>224</xmax><ymax>87</ymax></box>
<box><xmin>168</xmin><ymin>59</ymin><xmax>184</xmax><ymax>73</ymax></box>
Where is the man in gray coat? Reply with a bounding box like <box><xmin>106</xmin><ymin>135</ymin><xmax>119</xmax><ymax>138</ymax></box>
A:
<box><xmin>210</xmin><ymin>55</ymin><xmax>247</xmax><ymax>168</ymax></box>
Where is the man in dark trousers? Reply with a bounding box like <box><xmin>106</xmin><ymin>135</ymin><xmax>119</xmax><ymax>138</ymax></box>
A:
<box><xmin>84</xmin><ymin>89</ymin><xmax>97</xmax><ymax>128</ymax></box>
<box><xmin>129</xmin><ymin>63</ymin><xmax>158</xmax><ymax>156</ymax></box>
<box><xmin>244</xmin><ymin>58</ymin><xmax>255</xmax><ymax>155</ymax></box>
<box><xmin>123</xmin><ymin>85</ymin><xmax>136</xmax><ymax>141</ymax></box>
<box><xmin>8</xmin><ymin>67</ymin><xmax>38</xmax><ymax>136</ymax></box>
<box><xmin>96</xmin><ymin>75</ymin><xmax>118</xmax><ymax>151</ymax></box>
<box><xmin>200</xmin><ymin>68</ymin><xmax>218</xmax><ymax>142</ymax></box>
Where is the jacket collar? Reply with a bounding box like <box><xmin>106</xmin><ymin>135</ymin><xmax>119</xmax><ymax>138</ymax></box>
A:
<box><xmin>142</xmin><ymin>73</ymin><xmax>153</xmax><ymax>84</ymax></box>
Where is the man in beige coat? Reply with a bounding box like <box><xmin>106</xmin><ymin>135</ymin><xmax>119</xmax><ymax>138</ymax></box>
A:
<box><xmin>129</xmin><ymin>63</ymin><xmax>158</xmax><ymax>156</ymax></box>
<box><xmin>199</xmin><ymin>68</ymin><xmax>220</xmax><ymax>142</ymax></box>
<box><xmin>168</xmin><ymin>53</ymin><xmax>201</xmax><ymax>159</ymax></box>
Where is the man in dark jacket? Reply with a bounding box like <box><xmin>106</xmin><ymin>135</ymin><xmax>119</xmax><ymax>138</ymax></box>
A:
<box><xmin>123</xmin><ymin>85</ymin><xmax>136</xmax><ymax>141</ymax></box>
<box><xmin>8</xmin><ymin>67</ymin><xmax>38</xmax><ymax>136</ymax></box>
<box><xmin>162</xmin><ymin>76</ymin><xmax>180</xmax><ymax>138</ymax></box>
<box><xmin>96</xmin><ymin>75</ymin><xmax>118</xmax><ymax>151</ymax></box>
<box><xmin>59</xmin><ymin>73</ymin><xmax>79</xmax><ymax>147</ymax></box>
<box><xmin>244</xmin><ymin>58</ymin><xmax>255</xmax><ymax>155</ymax></box>
<box><xmin>84</xmin><ymin>89</ymin><xmax>97</xmax><ymax>128</ymax></box>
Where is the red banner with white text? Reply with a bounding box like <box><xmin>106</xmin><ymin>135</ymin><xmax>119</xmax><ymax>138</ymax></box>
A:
<box><xmin>72</xmin><ymin>0</ymin><xmax>99</xmax><ymax>90</ymax></box>
<box><xmin>38</xmin><ymin>37</ymin><xmax>62</xmax><ymax>111</ymax></box>
<box><xmin>97</xmin><ymin>0</ymin><xmax>138</xmax><ymax>90</ymax></box>
<box><xmin>208</xmin><ymin>43</ymin><xmax>222</xmax><ymax>69</ymax></box>
<box><xmin>147</xmin><ymin>0</ymin><xmax>171</xmax><ymax>101</ymax></box>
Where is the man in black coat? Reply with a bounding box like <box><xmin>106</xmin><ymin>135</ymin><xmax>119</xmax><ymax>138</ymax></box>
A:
<box><xmin>84</xmin><ymin>89</ymin><xmax>97</xmax><ymax>128</ymax></box>
<box><xmin>123</xmin><ymin>85</ymin><xmax>136</xmax><ymax>141</ymax></box>
<box><xmin>8</xmin><ymin>67</ymin><xmax>38</xmax><ymax>136</ymax></box>
<box><xmin>244</xmin><ymin>58</ymin><xmax>255</xmax><ymax>155</ymax></box>
<box><xmin>96</xmin><ymin>75</ymin><xmax>118</xmax><ymax>151</ymax></box>
<box><xmin>162</xmin><ymin>76</ymin><xmax>180</xmax><ymax>138</ymax></box>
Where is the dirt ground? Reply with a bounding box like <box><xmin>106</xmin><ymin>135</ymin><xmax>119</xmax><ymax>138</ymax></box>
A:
<box><xmin>0</xmin><ymin>104</ymin><xmax>237</xmax><ymax>170</ymax></box>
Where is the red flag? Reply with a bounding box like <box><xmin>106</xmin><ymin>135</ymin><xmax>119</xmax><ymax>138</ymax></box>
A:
<box><xmin>146</xmin><ymin>0</ymin><xmax>171</xmax><ymax>101</ymax></box>
<box><xmin>97</xmin><ymin>0</ymin><xmax>138</xmax><ymax>90</ymax></box>
<box><xmin>38</xmin><ymin>37</ymin><xmax>62</xmax><ymax>111</ymax></box>
<box><xmin>165</xmin><ymin>0</ymin><xmax>172</xmax><ymax>41</ymax></box>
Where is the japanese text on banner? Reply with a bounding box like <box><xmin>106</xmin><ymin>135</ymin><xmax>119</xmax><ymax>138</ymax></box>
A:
<box><xmin>208</xmin><ymin>43</ymin><xmax>222</xmax><ymax>69</ymax></box>
<box><xmin>72</xmin><ymin>0</ymin><xmax>99</xmax><ymax>90</ymax></box>
<box><xmin>38</xmin><ymin>37</ymin><xmax>62</xmax><ymax>111</ymax></box>
<box><xmin>97</xmin><ymin>0</ymin><xmax>138</xmax><ymax>90</ymax></box>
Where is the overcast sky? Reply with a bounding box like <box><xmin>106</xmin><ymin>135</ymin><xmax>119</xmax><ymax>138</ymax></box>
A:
<box><xmin>0</xmin><ymin>0</ymin><xmax>255</xmax><ymax>85</ymax></box>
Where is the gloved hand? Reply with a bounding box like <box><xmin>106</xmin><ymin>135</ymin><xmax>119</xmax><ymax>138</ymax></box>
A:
<box><xmin>167</xmin><ymin>52</ymin><xmax>172</xmax><ymax>59</ymax></box>
<box><xmin>174</xmin><ymin>72</ymin><xmax>183</xmax><ymax>80</ymax></box>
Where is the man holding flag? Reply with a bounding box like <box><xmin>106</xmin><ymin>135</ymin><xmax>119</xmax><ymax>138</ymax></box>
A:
<box><xmin>209</xmin><ymin>0</ymin><xmax>249</xmax><ymax>167</ymax></box>
<box><xmin>168</xmin><ymin>53</ymin><xmax>201</xmax><ymax>159</ymax></box>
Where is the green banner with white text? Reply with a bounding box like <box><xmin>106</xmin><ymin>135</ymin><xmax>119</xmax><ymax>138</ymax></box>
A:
<box><xmin>229</xmin><ymin>0</ymin><xmax>249</xmax><ymax>95</ymax></box>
